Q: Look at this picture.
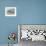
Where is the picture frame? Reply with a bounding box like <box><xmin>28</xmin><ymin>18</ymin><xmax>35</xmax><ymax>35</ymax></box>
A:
<box><xmin>5</xmin><ymin>7</ymin><xmax>16</xmax><ymax>16</ymax></box>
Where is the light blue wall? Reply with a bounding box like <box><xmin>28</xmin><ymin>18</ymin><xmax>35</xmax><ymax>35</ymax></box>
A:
<box><xmin>0</xmin><ymin>0</ymin><xmax>46</xmax><ymax>44</ymax></box>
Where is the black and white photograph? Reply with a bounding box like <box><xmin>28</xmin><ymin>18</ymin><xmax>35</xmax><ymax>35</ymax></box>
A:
<box><xmin>5</xmin><ymin>7</ymin><xmax>16</xmax><ymax>16</ymax></box>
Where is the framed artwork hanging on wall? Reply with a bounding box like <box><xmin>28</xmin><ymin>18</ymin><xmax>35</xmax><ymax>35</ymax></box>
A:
<box><xmin>5</xmin><ymin>7</ymin><xmax>16</xmax><ymax>16</ymax></box>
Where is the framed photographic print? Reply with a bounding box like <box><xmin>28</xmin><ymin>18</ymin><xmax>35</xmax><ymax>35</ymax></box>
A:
<box><xmin>5</xmin><ymin>7</ymin><xmax>16</xmax><ymax>16</ymax></box>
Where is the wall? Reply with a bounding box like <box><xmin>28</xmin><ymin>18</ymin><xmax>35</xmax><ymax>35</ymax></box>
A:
<box><xmin>0</xmin><ymin>0</ymin><xmax>46</xmax><ymax>44</ymax></box>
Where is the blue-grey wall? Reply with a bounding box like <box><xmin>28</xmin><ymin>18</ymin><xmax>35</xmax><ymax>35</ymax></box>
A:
<box><xmin>0</xmin><ymin>0</ymin><xmax>46</xmax><ymax>44</ymax></box>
